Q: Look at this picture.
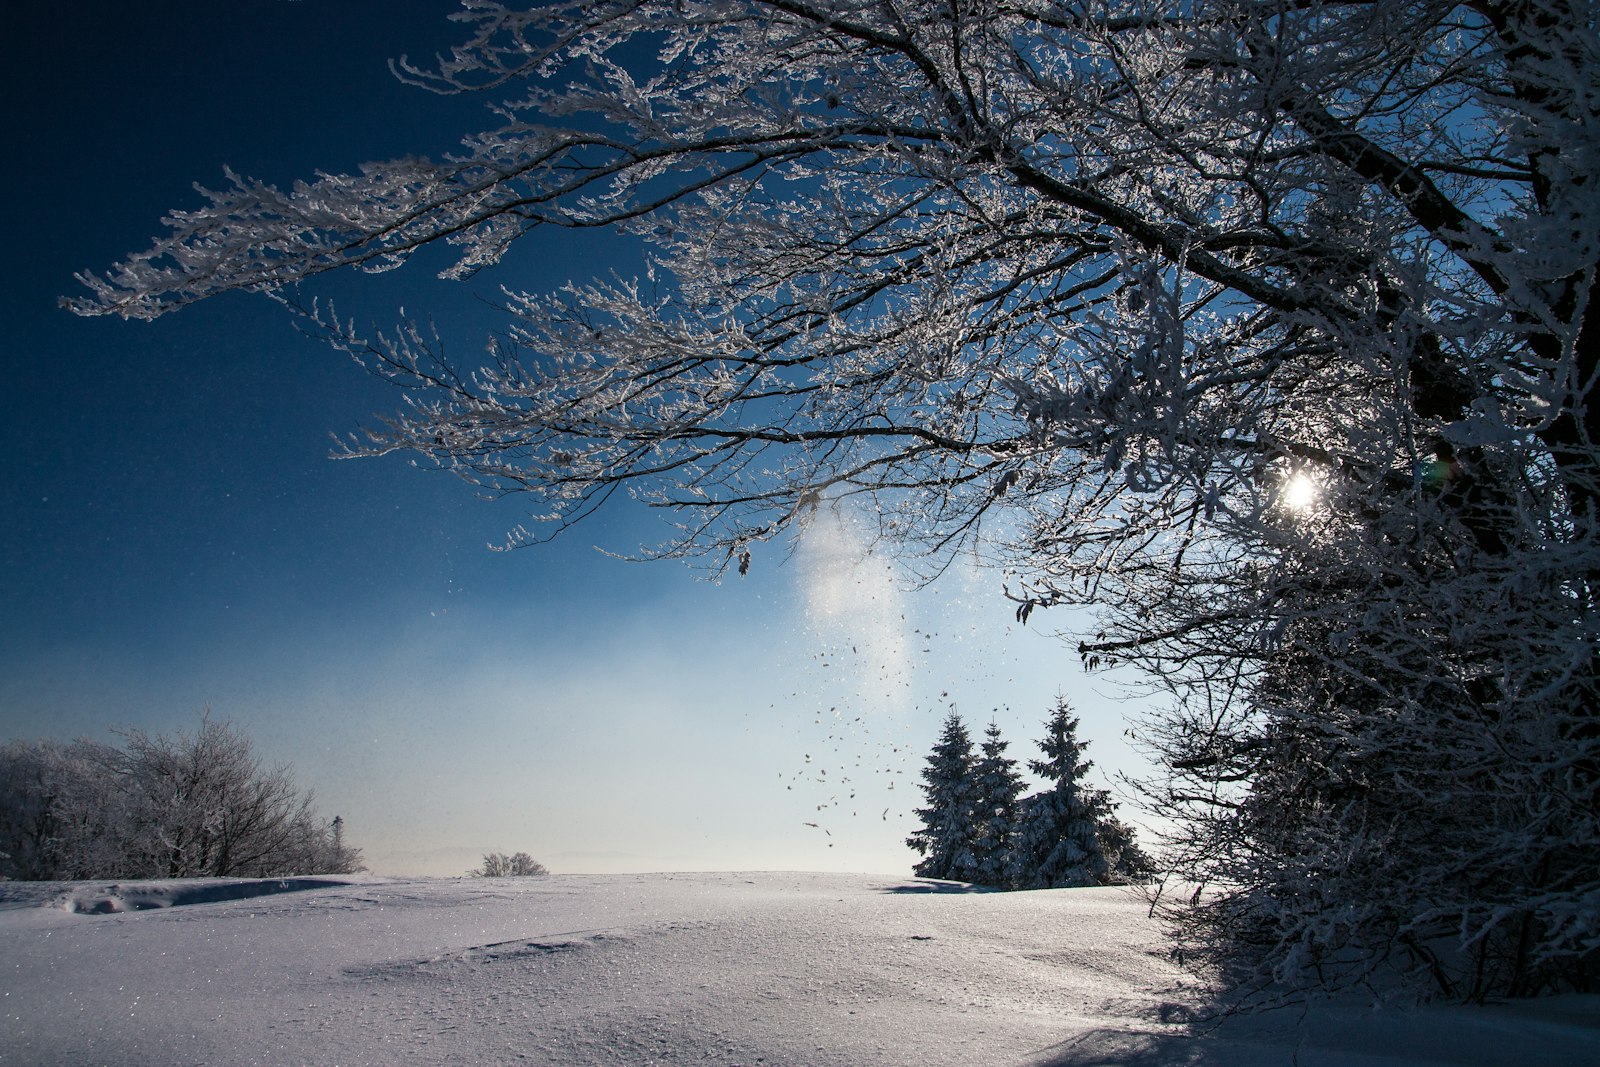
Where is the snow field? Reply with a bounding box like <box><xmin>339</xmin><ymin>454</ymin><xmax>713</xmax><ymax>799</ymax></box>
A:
<box><xmin>0</xmin><ymin>872</ymin><xmax>1595</xmax><ymax>1065</ymax></box>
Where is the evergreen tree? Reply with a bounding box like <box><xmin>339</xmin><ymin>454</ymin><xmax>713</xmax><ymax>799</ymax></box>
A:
<box><xmin>1009</xmin><ymin>698</ymin><xmax>1110</xmax><ymax>890</ymax></box>
<box><xmin>967</xmin><ymin>721</ymin><xmax>1027</xmax><ymax>888</ymax></box>
<box><xmin>905</xmin><ymin>712</ymin><xmax>978</xmax><ymax>881</ymax></box>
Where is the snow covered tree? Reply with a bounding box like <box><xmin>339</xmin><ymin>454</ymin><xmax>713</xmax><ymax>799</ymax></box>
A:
<box><xmin>0</xmin><ymin>738</ymin><xmax>132</xmax><ymax>880</ymax></box>
<box><xmin>966</xmin><ymin>721</ymin><xmax>1028</xmax><ymax>888</ymax></box>
<box><xmin>114</xmin><ymin>716</ymin><xmax>319</xmax><ymax>878</ymax></box>
<box><xmin>472</xmin><ymin>851</ymin><xmax>548</xmax><ymax>877</ymax></box>
<box><xmin>0</xmin><ymin>741</ymin><xmax>55</xmax><ymax>879</ymax></box>
<box><xmin>283</xmin><ymin>814</ymin><xmax>367</xmax><ymax>877</ymax></box>
<box><xmin>1009</xmin><ymin>698</ymin><xmax>1110</xmax><ymax>890</ymax></box>
<box><xmin>69</xmin><ymin>0</ymin><xmax>1600</xmax><ymax>997</ymax></box>
<box><xmin>906</xmin><ymin>712</ymin><xmax>979</xmax><ymax>881</ymax></box>
<box><xmin>0</xmin><ymin>718</ymin><xmax>362</xmax><ymax>879</ymax></box>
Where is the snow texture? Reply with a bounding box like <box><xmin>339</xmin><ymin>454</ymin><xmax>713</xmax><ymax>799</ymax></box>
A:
<box><xmin>0</xmin><ymin>872</ymin><xmax>1594</xmax><ymax>1065</ymax></box>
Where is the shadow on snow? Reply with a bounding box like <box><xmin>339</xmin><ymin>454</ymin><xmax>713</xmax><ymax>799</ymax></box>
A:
<box><xmin>69</xmin><ymin>877</ymin><xmax>352</xmax><ymax>914</ymax></box>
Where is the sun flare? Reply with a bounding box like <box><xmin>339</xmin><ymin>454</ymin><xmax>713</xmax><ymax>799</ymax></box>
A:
<box><xmin>1280</xmin><ymin>472</ymin><xmax>1320</xmax><ymax>514</ymax></box>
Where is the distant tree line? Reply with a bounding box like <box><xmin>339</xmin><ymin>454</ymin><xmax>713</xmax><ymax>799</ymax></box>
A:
<box><xmin>907</xmin><ymin>697</ymin><xmax>1150</xmax><ymax>890</ymax></box>
<box><xmin>0</xmin><ymin>715</ymin><xmax>364</xmax><ymax>880</ymax></box>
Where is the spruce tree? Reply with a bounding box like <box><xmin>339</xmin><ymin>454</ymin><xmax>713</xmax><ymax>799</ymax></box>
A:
<box><xmin>905</xmin><ymin>712</ymin><xmax>978</xmax><ymax>881</ymax></box>
<box><xmin>967</xmin><ymin>721</ymin><xmax>1027</xmax><ymax>888</ymax></box>
<box><xmin>1009</xmin><ymin>698</ymin><xmax>1110</xmax><ymax>890</ymax></box>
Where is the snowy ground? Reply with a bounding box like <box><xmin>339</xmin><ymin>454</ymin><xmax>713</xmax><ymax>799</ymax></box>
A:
<box><xmin>1</xmin><ymin>872</ymin><xmax>1595</xmax><ymax>1065</ymax></box>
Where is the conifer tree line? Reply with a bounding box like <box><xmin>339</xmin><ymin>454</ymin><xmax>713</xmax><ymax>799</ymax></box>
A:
<box><xmin>0</xmin><ymin>716</ymin><xmax>364</xmax><ymax>880</ymax></box>
<box><xmin>906</xmin><ymin>697</ymin><xmax>1150</xmax><ymax>889</ymax></box>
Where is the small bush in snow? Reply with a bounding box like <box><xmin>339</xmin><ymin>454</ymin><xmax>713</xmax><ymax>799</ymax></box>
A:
<box><xmin>471</xmin><ymin>851</ymin><xmax>548</xmax><ymax>877</ymax></box>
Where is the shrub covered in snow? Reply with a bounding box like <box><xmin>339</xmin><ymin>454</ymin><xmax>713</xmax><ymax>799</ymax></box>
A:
<box><xmin>471</xmin><ymin>851</ymin><xmax>548</xmax><ymax>877</ymax></box>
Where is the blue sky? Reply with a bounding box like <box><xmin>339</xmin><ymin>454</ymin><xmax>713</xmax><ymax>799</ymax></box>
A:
<box><xmin>1</xmin><ymin>0</ymin><xmax>1152</xmax><ymax>876</ymax></box>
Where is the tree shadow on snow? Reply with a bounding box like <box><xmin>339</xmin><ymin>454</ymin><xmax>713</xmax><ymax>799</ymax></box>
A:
<box><xmin>1026</xmin><ymin>1029</ymin><xmax>1262</xmax><ymax>1067</ymax></box>
<box><xmin>1028</xmin><ymin>995</ymin><xmax>1600</xmax><ymax>1067</ymax></box>
<box><xmin>878</xmin><ymin>880</ymin><xmax>1004</xmax><ymax>894</ymax></box>
<box><xmin>70</xmin><ymin>877</ymin><xmax>352</xmax><ymax>914</ymax></box>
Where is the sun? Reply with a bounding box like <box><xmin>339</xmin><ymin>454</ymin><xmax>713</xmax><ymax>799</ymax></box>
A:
<box><xmin>1280</xmin><ymin>471</ymin><xmax>1320</xmax><ymax>514</ymax></box>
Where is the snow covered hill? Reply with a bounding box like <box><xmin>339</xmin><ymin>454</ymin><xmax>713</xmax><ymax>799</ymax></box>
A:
<box><xmin>1</xmin><ymin>872</ymin><xmax>1594</xmax><ymax>1065</ymax></box>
